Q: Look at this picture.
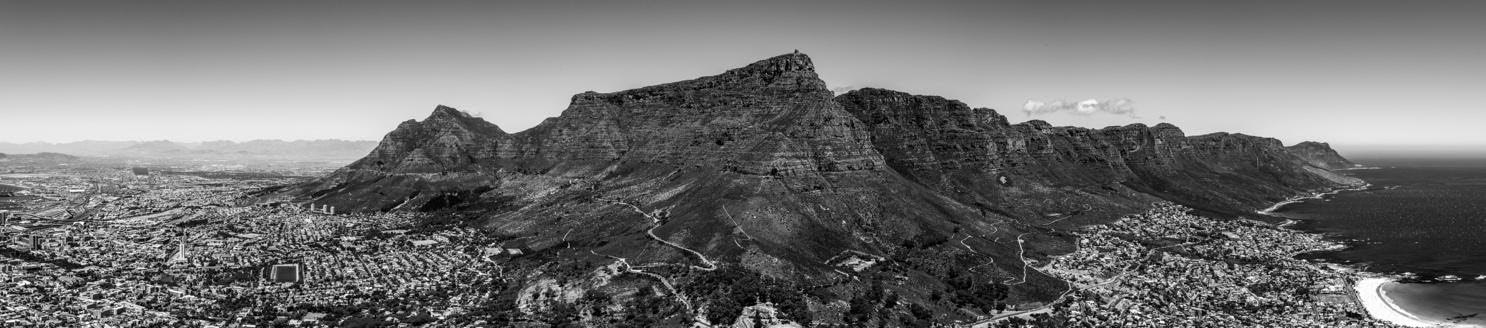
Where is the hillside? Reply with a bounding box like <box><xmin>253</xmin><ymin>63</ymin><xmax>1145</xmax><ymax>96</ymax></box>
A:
<box><xmin>1287</xmin><ymin>141</ymin><xmax>1359</xmax><ymax>170</ymax></box>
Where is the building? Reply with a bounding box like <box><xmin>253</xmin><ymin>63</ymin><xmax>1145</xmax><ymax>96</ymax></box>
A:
<box><xmin>166</xmin><ymin>242</ymin><xmax>188</xmax><ymax>265</ymax></box>
<box><xmin>265</xmin><ymin>263</ymin><xmax>304</xmax><ymax>283</ymax></box>
<box><xmin>7</xmin><ymin>234</ymin><xmax>41</xmax><ymax>250</ymax></box>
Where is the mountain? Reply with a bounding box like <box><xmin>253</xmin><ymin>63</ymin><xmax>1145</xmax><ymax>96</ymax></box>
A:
<box><xmin>0</xmin><ymin>152</ymin><xmax>81</xmax><ymax>165</ymax></box>
<box><xmin>0</xmin><ymin>140</ymin><xmax>377</xmax><ymax>162</ymax></box>
<box><xmin>292</xmin><ymin>52</ymin><xmax>1363</xmax><ymax>325</ymax></box>
<box><xmin>0</xmin><ymin>141</ymin><xmax>140</xmax><ymax>156</ymax></box>
<box><xmin>1287</xmin><ymin>141</ymin><xmax>1358</xmax><ymax>170</ymax></box>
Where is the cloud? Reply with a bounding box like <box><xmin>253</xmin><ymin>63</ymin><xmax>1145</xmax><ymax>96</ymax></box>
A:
<box><xmin>1023</xmin><ymin>98</ymin><xmax>1136</xmax><ymax>117</ymax></box>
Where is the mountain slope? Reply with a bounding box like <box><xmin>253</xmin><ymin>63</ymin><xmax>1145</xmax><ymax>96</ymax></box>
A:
<box><xmin>1287</xmin><ymin>141</ymin><xmax>1358</xmax><ymax>170</ymax></box>
<box><xmin>833</xmin><ymin>88</ymin><xmax>1359</xmax><ymax>220</ymax></box>
<box><xmin>290</xmin><ymin>52</ymin><xmax>1363</xmax><ymax>325</ymax></box>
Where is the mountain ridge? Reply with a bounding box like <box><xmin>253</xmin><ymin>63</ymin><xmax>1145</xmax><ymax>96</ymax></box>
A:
<box><xmin>289</xmin><ymin>52</ymin><xmax>1365</xmax><ymax>325</ymax></box>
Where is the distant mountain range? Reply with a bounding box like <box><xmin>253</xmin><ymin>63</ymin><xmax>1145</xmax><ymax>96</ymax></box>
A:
<box><xmin>287</xmin><ymin>52</ymin><xmax>1363</xmax><ymax>325</ymax></box>
<box><xmin>0</xmin><ymin>140</ymin><xmax>377</xmax><ymax>162</ymax></box>
<box><xmin>0</xmin><ymin>152</ymin><xmax>80</xmax><ymax>163</ymax></box>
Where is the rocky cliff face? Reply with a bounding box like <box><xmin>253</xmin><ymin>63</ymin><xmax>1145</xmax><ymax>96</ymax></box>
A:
<box><xmin>351</xmin><ymin>52</ymin><xmax>874</xmax><ymax>177</ymax></box>
<box><xmin>1287</xmin><ymin>141</ymin><xmax>1357</xmax><ymax>170</ymax></box>
<box><xmin>834</xmin><ymin>88</ymin><xmax>1353</xmax><ymax>217</ymax></box>
<box><xmin>300</xmin><ymin>53</ymin><xmax>886</xmax><ymax>212</ymax></box>
<box><xmin>289</xmin><ymin>52</ymin><xmax>1363</xmax><ymax>325</ymax></box>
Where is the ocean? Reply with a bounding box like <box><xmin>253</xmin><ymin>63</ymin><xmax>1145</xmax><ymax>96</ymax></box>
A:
<box><xmin>1272</xmin><ymin>158</ymin><xmax>1486</xmax><ymax>326</ymax></box>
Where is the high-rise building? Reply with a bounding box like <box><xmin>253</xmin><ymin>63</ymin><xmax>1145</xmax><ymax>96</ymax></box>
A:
<box><xmin>167</xmin><ymin>229</ymin><xmax>188</xmax><ymax>265</ymax></box>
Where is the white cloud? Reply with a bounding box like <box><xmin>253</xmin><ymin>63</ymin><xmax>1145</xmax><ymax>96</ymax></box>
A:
<box><xmin>1023</xmin><ymin>98</ymin><xmax>1137</xmax><ymax>117</ymax></box>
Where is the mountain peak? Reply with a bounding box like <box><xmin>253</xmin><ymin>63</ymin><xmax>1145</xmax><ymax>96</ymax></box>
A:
<box><xmin>736</xmin><ymin>51</ymin><xmax>816</xmax><ymax>74</ymax></box>
<box><xmin>561</xmin><ymin>51</ymin><xmax>832</xmax><ymax>111</ymax></box>
<box><xmin>427</xmin><ymin>105</ymin><xmax>468</xmax><ymax>120</ymax></box>
<box><xmin>707</xmin><ymin>51</ymin><xmax>827</xmax><ymax>93</ymax></box>
<box><xmin>345</xmin><ymin>105</ymin><xmax>509</xmax><ymax>173</ymax></box>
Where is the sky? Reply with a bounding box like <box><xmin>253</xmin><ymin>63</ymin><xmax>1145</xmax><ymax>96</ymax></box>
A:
<box><xmin>2</xmin><ymin>0</ymin><xmax>1484</xmax><ymax>153</ymax></box>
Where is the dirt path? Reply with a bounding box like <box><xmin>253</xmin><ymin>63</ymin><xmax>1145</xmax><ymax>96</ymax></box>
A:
<box><xmin>1006</xmin><ymin>233</ymin><xmax>1032</xmax><ymax>285</ymax></box>
<box><xmin>616</xmin><ymin>201</ymin><xmax>718</xmax><ymax>271</ymax></box>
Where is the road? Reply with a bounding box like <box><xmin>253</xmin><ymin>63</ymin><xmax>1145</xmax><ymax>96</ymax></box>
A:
<box><xmin>616</xmin><ymin>201</ymin><xmax>717</xmax><ymax>271</ymax></box>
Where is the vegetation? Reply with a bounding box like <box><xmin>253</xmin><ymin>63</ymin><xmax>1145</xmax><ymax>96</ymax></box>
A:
<box><xmin>682</xmin><ymin>267</ymin><xmax>811</xmax><ymax>325</ymax></box>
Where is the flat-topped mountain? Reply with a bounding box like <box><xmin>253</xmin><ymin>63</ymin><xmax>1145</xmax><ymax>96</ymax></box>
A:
<box><xmin>291</xmin><ymin>52</ymin><xmax>1364</xmax><ymax>326</ymax></box>
<box><xmin>341</xmin><ymin>52</ymin><xmax>873</xmax><ymax>177</ymax></box>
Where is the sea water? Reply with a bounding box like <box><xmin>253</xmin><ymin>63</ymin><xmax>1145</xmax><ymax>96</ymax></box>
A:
<box><xmin>1272</xmin><ymin>159</ymin><xmax>1486</xmax><ymax>326</ymax></box>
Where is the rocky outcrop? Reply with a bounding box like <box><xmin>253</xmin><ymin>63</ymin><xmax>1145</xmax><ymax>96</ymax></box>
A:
<box><xmin>1287</xmin><ymin>141</ymin><xmax>1357</xmax><ymax>170</ymax></box>
<box><xmin>729</xmin><ymin>303</ymin><xmax>804</xmax><ymax>328</ymax></box>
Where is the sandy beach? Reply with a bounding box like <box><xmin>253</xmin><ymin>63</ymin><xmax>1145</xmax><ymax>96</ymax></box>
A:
<box><xmin>1258</xmin><ymin>184</ymin><xmax>1372</xmax><ymax>215</ymax></box>
<box><xmin>1355</xmin><ymin>277</ymin><xmax>1448</xmax><ymax>327</ymax></box>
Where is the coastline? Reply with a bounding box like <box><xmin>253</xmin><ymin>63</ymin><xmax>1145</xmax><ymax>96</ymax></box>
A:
<box><xmin>968</xmin><ymin>180</ymin><xmax>1439</xmax><ymax>327</ymax></box>
<box><xmin>1010</xmin><ymin>202</ymin><xmax>1403</xmax><ymax>327</ymax></box>
<box><xmin>1257</xmin><ymin>183</ymin><xmax>1372</xmax><ymax>215</ymax></box>
<box><xmin>1263</xmin><ymin>183</ymin><xmax>1453</xmax><ymax>328</ymax></box>
<box><xmin>1354</xmin><ymin>277</ymin><xmax>1440</xmax><ymax>327</ymax></box>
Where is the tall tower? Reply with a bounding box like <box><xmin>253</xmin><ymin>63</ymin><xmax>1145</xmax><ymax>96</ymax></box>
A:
<box><xmin>168</xmin><ymin>228</ymin><xmax>189</xmax><ymax>265</ymax></box>
<box><xmin>180</xmin><ymin>228</ymin><xmax>188</xmax><ymax>258</ymax></box>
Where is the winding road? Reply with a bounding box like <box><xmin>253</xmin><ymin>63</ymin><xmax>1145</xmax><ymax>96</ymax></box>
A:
<box><xmin>615</xmin><ymin>201</ymin><xmax>718</xmax><ymax>271</ymax></box>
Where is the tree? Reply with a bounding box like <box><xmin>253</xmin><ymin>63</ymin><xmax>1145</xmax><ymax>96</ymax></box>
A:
<box><xmin>581</xmin><ymin>290</ymin><xmax>611</xmax><ymax>318</ymax></box>
<box><xmin>545</xmin><ymin>302</ymin><xmax>580</xmax><ymax>328</ymax></box>
<box><xmin>707</xmin><ymin>296</ymin><xmax>742</xmax><ymax>324</ymax></box>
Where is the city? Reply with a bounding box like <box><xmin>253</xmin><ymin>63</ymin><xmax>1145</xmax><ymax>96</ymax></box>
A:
<box><xmin>2</xmin><ymin>167</ymin><xmax>517</xmax><ymax>327</ymax></box>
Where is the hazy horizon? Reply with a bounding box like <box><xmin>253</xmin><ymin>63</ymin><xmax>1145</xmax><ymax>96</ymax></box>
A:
<box><xmin>0</xmin><ymin>139</ymin><xmax>378</xmax><ymax>144</ymax></box>
<box><xmin>4</xmin><ymin>0</ymin><xmax>1484</xmax><ymax>147</ymax></box>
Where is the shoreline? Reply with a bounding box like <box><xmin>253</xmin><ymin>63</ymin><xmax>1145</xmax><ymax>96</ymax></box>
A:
<box><xmin>1257</xmin><ymin>183</ymin><xmax>1372</xmax><ymax>215</ymax></box>
<box><xmin>1262</xmin><ymin>182</ymin><xmax>1455</xmax><ymax>328</ymax></box>
<box><xmin>1354</xmin><ymin>277</ymin><xmax>1441</xmax><ymax>327</ymax></box>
